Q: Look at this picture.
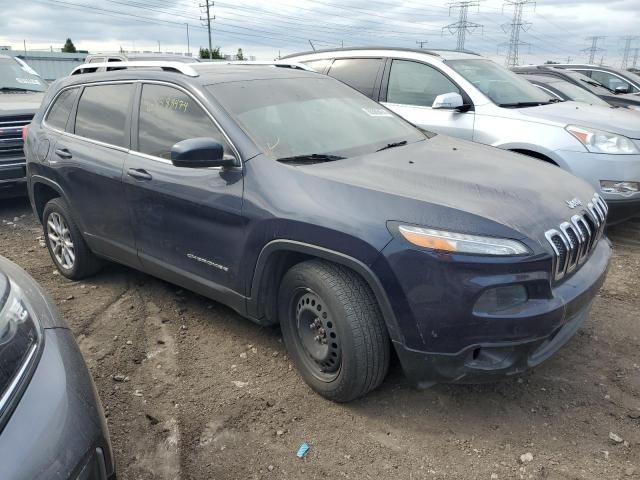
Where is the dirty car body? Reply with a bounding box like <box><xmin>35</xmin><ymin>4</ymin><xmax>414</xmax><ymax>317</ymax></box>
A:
<box><xmin>24</xmin><ymin>64</ymin><xmax>611</xmax><ymax>399</ymax></box>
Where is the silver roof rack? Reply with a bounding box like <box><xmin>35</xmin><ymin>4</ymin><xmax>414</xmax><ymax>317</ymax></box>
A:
<box><xmin>200</xmin><ymin>60</ymin><xmax>316</xmax><ymax>71</ymax></box>
<box><xmin>70</xmin><ymin>61</ymin><xmax>200</xmax><ymax>77</ymax></box>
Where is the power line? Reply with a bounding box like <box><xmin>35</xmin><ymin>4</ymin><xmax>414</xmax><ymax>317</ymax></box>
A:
<box><xmin>502</xmin><ymin>0</ymin><xmax>535</xmax><ymax>67</ymax></box>
<box><xmin>443</xmin><ymin>1</ymin><xmax>483</xmax><ymax>51</ymax></box>
<box><xmin>621</xmin><ymin>36</ymin><xmax>638</xmax><ymax>69</ymax></box>
<box><xmin>583</xmin><ymin>36</ymin><xmax>606</xmax><ymax>64</ymax></box>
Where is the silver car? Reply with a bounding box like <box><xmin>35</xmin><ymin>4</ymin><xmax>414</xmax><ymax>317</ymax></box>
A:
<box><xmin>285</xmin><ymin>48</ymin><xmax>640</xmax><ymax>223</ymax></box>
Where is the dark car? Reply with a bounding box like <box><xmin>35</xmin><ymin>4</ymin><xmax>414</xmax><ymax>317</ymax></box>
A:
<box><xmin>0</xmin><ymin>55</ymin><xmax>46</xmax><ymax>197</ymax></box>
<box><xmin>554</xmin><ymin>64</ymin><xmax>640</xmax><ymax>94</ymax></box>
<box><xmin>0</xmin><ymin>255</ymin><xmax>115</xmax><ymax>479</ymax></box>
<box><xmin>24</xmin><ymin>62</ymin><xmax>611</xmax><ymax>402</ymax></box>
<box><xmin>513</xmin><ymin>65</ymin><xmax>640</xmax><ymax>111</ymax></box>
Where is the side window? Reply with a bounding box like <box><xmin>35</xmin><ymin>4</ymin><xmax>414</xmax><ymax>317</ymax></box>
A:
<box><xmin>137</xmin><ymin>84</ymin><xmax>232</xmax><ymax>160</ymax></box>
<box><xmin>327</xmin><ymin>58</ymin><xmax>382</xmax><ymax>99</ymax></box>
<box><xmin>74</xmin><ymin>83</ymin><xmax>134</xmax><ymax>147</ymax></box>
<box><xmin>88</xmin><ymin>57</ymin><xmax>104</xmax><ymax>64</ymax></box>
<box><xmin>301</xmin><ymin>59</ymin><xmax>331</xmax><ymax>73</ymax></box>
<box><xmin>589</xmin><ymin>70</ymin><xmax>637</xmax><ymax>92</ymax></box>
<box><xmin>387</xmin><ymin>60</ymin><xmax>460</xmax><ymax>107</ymax></box>
<box><xmin>45</xmin><ymin>88</ymin><xmax>78</xmax><ymax>131</ymax></box>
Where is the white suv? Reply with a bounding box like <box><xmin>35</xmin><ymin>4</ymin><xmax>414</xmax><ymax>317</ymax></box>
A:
<box><xmin>285</xmin><ymin>48</ymin><xmax>640</xmax><ymax>223</ymax></box>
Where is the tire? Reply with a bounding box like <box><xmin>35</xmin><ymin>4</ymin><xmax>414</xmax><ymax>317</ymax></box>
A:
<box><xmin>43</xmin><ymin>198</ymin><xmax>102</xmax><ymax>280</ymax></box>
<box><xmin>278</xmin><ymin>260</ymin><xmax>390</xmax><ymax>402</ymax></box>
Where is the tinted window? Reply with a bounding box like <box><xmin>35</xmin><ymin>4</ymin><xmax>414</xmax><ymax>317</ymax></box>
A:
<box><xmin>589</xmin><ymin>70</ymin><xmax>638</xmax><ymax>93</ymax></box>
<box><xmin>75</xmin><ymin>84</ymin><xmax>134</xmax><ymax>147</ymax></box>
<box><xmin>137</xmin><ymin>84</ymin><xmax>231</xmax><ymax>159</ymax></box>
<box><xmin>302</xmin><ymin>59</ymin><xmax>331</xmax><ymax>73</ymax></box>
<box><xmin>88</xmin><ymin>57</ymin><xmax>104</xmax><ymax>63</ymax></box>
<box><xmin>45</xmin><ymin>88</ymin><xmax>78</xmax><ymax>130</ymax></box>
<box><xmin>327</xmin><ymin>58</ymin><xmax>382</xmax><ymax>98</ymax></box>
<box><xmin>388</xmin><ymin>60</ymin><xmax>460</xmax><ymax>107</ymax></box>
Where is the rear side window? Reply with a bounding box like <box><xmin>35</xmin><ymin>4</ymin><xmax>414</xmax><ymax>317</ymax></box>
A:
<box><xmin>74</xmin><ymin>84</ymin><xmax>134</xmax><ymax>147</ymax></box>
<box><xmin>137</xmin><ymin>84</ymin><xmax>232</xmax><ymax>159</ymax></box>
<box><xmin>302</xmin><ymin>59</ymin><xmax>331</xmax><ymax>73</ymax></box>
<box><xmin>88</xmin><ymin>57</ymin><xmax>104</xmax><ymax>64</ymax></box>
<box><xmin>327</xmin><ymin>58</ymin><xmax>382</xmax><ymax>99</ymax></box>
<box><xmin>387</xmin><ymin>60</ymin><xmax>460</xmax><ymax>107</ymax></box>
<box><xmin>45</xmin><ymin>88</ymin><xmax>78</xmax><ymax>130</ymax></box>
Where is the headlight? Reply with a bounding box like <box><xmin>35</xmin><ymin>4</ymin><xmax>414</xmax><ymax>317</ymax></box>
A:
<box><xmin>398</xmin><ymin>225</ymin><xmax>531</xmax><ymax>256</ymax></box>
<box><xmin>0</xmin><ymin>276</ymin><xmax>42</xmax><ymax>416</ymax></box>
<box><xmin>566</xmin><ymin>125</ymin><xmax>639</xmax><ymax>154</ymax></box>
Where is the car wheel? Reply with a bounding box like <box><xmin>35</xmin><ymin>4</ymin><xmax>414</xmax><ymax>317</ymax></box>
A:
<box><xmin>43</xmin><ymin>198</ymin><xmax>102</xmax><ymax>280</ymax></box>
<box><xmin>278</xmin><ymin>260</ymin><xmax>390</xmax><ymax>402</ymax></box>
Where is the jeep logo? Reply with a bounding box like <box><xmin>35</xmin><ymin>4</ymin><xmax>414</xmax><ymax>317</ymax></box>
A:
<box><xmin>565</xmin><ymin>198</ymin><xmax>583</xmax><ymax>209</ymax></box>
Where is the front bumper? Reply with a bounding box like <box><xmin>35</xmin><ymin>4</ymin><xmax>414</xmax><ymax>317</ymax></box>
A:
<box><xmin>0</xmin><ymin>161</ymin><xmax>27</xmax><ymax>198</ymax></box>
<box><xmin>0</xmin><ymin>328</ymin><xmax>115</xmax><ymax>479</ymax></box>
<box><xmin>556</xmin><ymin>149</ymin><xmax>640</xmax><ymax>220</ymax></box>
<box><xmin>378</xmin><ymin>237</ymin><xmax>611</xmax><ymax>385</ymax></box>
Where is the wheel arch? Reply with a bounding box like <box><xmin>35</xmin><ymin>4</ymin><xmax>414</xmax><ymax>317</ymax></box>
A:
<box><xmin>247</xmin><ymin>240</ymin><xmax>402</xmax><ymax>342</ymax></box>
<box><xmin>509</xmin><ymin>148</ymin><xmax>560</xmax><ymax>166</ymax></box>
<box><xmin>30</xmin><ymin>176</ymin><xmax>64</xmax><ymax>223</ymax></box>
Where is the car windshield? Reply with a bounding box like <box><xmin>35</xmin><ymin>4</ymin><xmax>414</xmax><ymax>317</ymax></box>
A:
<box><xmin>447</xmin><ymin>59</ymin><xmax>551</xmax><ymax>107</ymax></box>
<box><xmin>540</xmin><ymin>78</ymin><xmax>610</xmax><ymax>106</ymax></box>
<box><xmin>208</xmin><ymin>77</ymin><xmax>424</xmax><ymax>161</ymax></box>
<box><xmin>0</xmin><ymin>57</ymin><xmax>46</xmax><ymax>92</ymax></box>
<box><xmin>560</xmin><ymin>70</ymin><xmax>613</xmax><ymax>95</ymax></box>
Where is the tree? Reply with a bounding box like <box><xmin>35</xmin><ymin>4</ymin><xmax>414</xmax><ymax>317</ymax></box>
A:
<box><xmin>544</xmin><ymin>60</ymin><xmax>560</xmax><ymax>64</ymax></box>
<box><xmin>236</xmin><ymin>48</ymin><xmax>244</xmax><ymax>61</ymax></box>
<box><xmin>199</xmin><ymin>47</ymin><xmax>223</xmax><ymax>59</ymax></box>
<box><xmin>62</xmin><ymin>38</ymin><xmax>77</xmax><ymax>53</ymax></box>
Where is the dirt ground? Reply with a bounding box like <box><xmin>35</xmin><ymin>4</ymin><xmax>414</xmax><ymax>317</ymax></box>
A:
<box><xmin>1</xmin><ymin>197</ymin><xmax>639</xmax><ymax>480</ymax></box>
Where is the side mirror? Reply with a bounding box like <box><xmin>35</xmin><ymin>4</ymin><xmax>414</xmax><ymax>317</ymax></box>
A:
<box><xmin>170</xmin><ymin>138</ymin><xmax>236</xmax><ymax>168</ymax></box>
<box><xmin>432</xmin><ymin>92</ymin><xmax>464</xmax><ymax>110</ymax></box>
<box><xmin>615</xmin><ymin>85</ymin><xmax>631</xmax><ymax>94</ymax></box>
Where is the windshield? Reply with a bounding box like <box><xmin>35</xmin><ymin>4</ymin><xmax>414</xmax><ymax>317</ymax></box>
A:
<box><xmin>538</xmin><ymin>77</ymin><xmax>610</xmax><ymax>106</ymax></box>
<box><xmin>0</xmin><ymin>57</ymin><xmax>46</xmax><ymax>92</ymax></box>
<box><xmin>560</xmin><ymin>70</ymin><xmax>613</xmax><ymax>95</ymax></box>
<box><xmin>447</xmin><ymin>59</ymin><xmax>551</xmax><ymax>106</ymax></box>
<box><xmin>208</xmin><ymin>77</ymin><xmax>424</xmax><ymax>161</ymax></box>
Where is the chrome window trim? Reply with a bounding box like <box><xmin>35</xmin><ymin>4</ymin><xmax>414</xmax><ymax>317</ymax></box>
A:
<box><xmin>41</xmin><ymin>79</ymin><xmax>242</xmax><ymax>166</ymax></box>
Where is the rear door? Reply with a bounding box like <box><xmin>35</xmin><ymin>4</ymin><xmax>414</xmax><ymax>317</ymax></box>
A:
<box><xmin>124</xmin><ymin>82</ymin><xmax>245</xmax><ymax>306</ymax></box>
<box><xmin>48</xmin><ymin>82</ymin><xmax>138</xmax><ymax>265</ymax></box>
<box><xmin>380</xmin><ymin>59</ymin><xmax>475</xmax><ymax>140</ymax></box>
<box><xmin>326</xmin><ymin>57</ymin><xmax>384</xmax><ymax>100</ymax></box>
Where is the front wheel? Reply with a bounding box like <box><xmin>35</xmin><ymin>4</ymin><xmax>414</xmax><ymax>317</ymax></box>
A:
<box><xmin>278</xmin><ymin>260</ymin><xmax>390</xmax><ymax>402</ymax></box>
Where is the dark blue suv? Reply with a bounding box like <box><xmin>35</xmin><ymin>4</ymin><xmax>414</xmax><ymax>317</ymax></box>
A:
<box><xmin>24</xmin><ymin>62</ymin><xmax>611</xmax><ymax>402</ymax></box>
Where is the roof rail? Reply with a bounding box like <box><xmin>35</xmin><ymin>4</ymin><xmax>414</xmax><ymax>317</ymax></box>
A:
<box><xmin>201</xmin><ymin>60</ymin><xmax>316</xmax><ymax>71</ymax></box>
<box><xmin>70</xmin><ymin>61</ymin><xmax>200</xmax><ymax>77</ymax></box>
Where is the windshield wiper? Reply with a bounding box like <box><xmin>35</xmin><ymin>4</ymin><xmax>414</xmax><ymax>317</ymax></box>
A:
<box><xmin>277</xmin><ymin>153</ymin><xmax>345</xmax><ymax>165</ymax></box>
<box><xmin>498</xmin><ymin>101</ymin><xmax>552</xmax><ymax>108</ymax></box>
<box><xmin>376</xmin><ymin>140</ymin><xmax>408</xmax><ymax>152</ymax></box>
<box><xmin>580</xmin><ymin>78</ymin><xmax>614</xmax><ymax>93</ymax></box>
<box><xmin>548</xmin><ymin>98</ymin><xmax>564</xmax><ymax>103</ymax></box>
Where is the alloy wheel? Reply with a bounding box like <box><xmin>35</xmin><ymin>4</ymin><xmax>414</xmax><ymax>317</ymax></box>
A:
<box><xmin>47</xmin><ymin>212</ymin><xmax>75</xmax><ymax>270</ymax></box>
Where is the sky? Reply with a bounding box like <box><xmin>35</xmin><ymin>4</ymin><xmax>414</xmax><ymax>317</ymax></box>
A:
<box><xmin>1</xmin><ymin>0</ymin><xmax>639</xmax><ymax>67</ymax></box>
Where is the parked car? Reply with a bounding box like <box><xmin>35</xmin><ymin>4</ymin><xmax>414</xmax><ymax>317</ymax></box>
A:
<box><xmin>0</xmin><ymin>54</ymin><xmax>47</xmax><ymax>197</ymax></box>
<box><xmin>85</xmin><ymin>52</ymin><xmax>200</xmax><ymax>64</ymax></box>
<box><xmin>513</xmin><ymin>65</ymin><xmax>640</xmax><ymax>111</ymax></box>
<box><xmin>25</xmin><ymin>61</ymin><xmax>611</xmax><ymax>402</ymax></box>
<box><xmin>0</xmin><ymin>255</ymin><xmax>115</xmax><ymax>479</ymax></box>
<box><xmin>554</xmin><ymin>63</ymin><xmax>640</xmax><ymax>94</ymax></box>
<box><xmin>520</xmin><ymin>74</ymin><xmax>621</xmax><ymax>107</ymax></box>
<box><xmin>284</xmin><ymin>48</ymin><xmax>640</xmax><ymax>223</ymax></box>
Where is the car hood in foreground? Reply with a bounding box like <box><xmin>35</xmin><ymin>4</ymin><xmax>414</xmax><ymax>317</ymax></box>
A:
<box><xmin>514</xmin><ymin>101</ymin><xmax>640</xmax><ymax>139</ymax></box>
<box><xmin>299</xmin><ymin>135</ymin><xmax>597</xmax><ymax>243</ymax></box>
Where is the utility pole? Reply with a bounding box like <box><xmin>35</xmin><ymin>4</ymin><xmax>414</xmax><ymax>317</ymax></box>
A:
<box><xmin>308</xmin><ymin>40</ymin><xmax>316</xmax><ymax>51</ymax></box>
<box><xmin>416</xmin><ymin>40</ymin><xmax>429</xmax><ymax>49</ymax></box>
<box><xmin>621</xmin><ymin>36</ymin><xmax>638</xmax><ymax>69</ymax></box>
<box><xmin>157</xmin><ymin>41</ymin><xmax>161</xmax><ymax>53</ymax></box>
<box><xmin>582</xmin><ymin>36</ymin><xmax>606</xmax><ymax>64</ymax></box>
<box><xmin>200</xmin><ymin>1</ymin><xmax>215</xmax><ymax>59</ymax></box>
<box><xmin>443</xmin><ymin>1</ymin><xmax>483</xmax><ymax>52</ymax></box>
<box><xmin>186</xmin><ymin>23</ymin><xmax>190</xmax><ymax>56</ymax></box>
<box><xmin>501</xmin><ymin>0</ymin><xmax>535</xmax><ymax>67</ymax></box>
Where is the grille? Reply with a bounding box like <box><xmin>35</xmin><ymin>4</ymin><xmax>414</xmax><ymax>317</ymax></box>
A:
<box><xmin>0</xmin><ymin>115</ymin><xmax>32</xmax><ymax>162</ymax></box>
<box><xmin>544</xmin><ymin>193</ymin><xmax>608</xmax><ymax>281</ymax></box>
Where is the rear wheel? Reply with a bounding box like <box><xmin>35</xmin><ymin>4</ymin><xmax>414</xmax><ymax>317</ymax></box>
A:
<box><xmin>43</xmin><ymin>198</ymin><xmax>102</xmax><ymax>280</ymax></box>
<box><xmin>279</xmin><ymin>260</ymin><xmax>390</xmax><ymax>402</ymax></box>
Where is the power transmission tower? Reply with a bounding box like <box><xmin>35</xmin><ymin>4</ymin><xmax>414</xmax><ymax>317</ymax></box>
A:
<box><xmin>416</xmin><ymin>40</ymin><xmax>429</xmax><ymax>49</ymax></box>
<box><xmin>582</xmin><ymin>36</ymin><xmax>606</xmax><ymax>64</ymax></box>
<box><xmin>501</xmin><ymin>0</ymin><xmax>535</xmax><ymax>67</ymax></box>
<box><xmin>621</xmin><ymin>36</ymin><xmax>638</xmax><ymax>69</ymax></box>
<box><xmin>632</xmin><ymin>48</ymin><xmax>640</xmax><ymax>69</ymax></box>
<box><xmin>443</xmin><ymin>1</ymin><xmax>483</xmax><ymax>52</ymax></box>
<box><xmin>200</xmin><ymin>0</ymin><xmax>215</xmax><ymax>59</ymax></box>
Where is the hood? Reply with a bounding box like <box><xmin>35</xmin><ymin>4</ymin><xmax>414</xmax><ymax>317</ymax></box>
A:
<box><xmin>515</xmin><ymin>101</ymin><xmax>640</xmax><ymax>139</ymax></box>
<box><xmin>299</xmin><ymin>135</ymin><xmax>597</xmax><ymax>244</ymax></box>
<box><xmin>0</xmin><ymin>92</ymin><xmax>45</xmax><ymax>116</ymax></box>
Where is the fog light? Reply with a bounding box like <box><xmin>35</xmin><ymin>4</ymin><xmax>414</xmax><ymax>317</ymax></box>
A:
<box><xmin>473</xmin><ymin>285</ymin><xmax>528</xmax><ymax>314</ymax></box>
<box><xmin>600</xmin><ymin>180</ymin><xmax>639</xmax><ymax>196</ymax></box>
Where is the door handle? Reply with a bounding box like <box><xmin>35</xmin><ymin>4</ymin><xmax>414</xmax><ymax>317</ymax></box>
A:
<box><xmin>54</xmin><ymin>148</ymin><xmax>72</xmax><ymax>159</ymax></box>
<box><xmin>127</xmin><ymin>168</ymin><xmax>153</xmax><ymax>181</ymax></box>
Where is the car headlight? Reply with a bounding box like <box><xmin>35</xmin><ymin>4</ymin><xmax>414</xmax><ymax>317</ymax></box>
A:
<box><xmin>398</xmin><ymin>225</ymin><xmax>531</xmax><ymax>256</ymax></box>
<box><xmin>0</xmin><ymin>275</ymin><xmax>42</xmax><ymax>418</ymax></box>
<box><xmin>566</xmin><ymin>125</ymin><xmax>639</xmax><ymax>154</ymax></box>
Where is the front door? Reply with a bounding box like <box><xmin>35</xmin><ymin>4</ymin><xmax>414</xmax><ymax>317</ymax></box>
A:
<box><xmin>381</xmin><ymin>59</ymin><xmax>475</xmax><ymax>140</ymax></box>
<box><xmin>124</xmin><ymin>83</ymin><xmax>245</xmax><ymax>305</ymax></box>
